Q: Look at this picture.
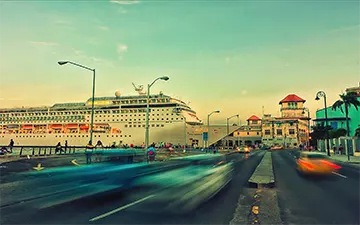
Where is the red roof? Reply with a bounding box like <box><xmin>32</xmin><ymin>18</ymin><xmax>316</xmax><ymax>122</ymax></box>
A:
<box><xmin>279</xmin><ymin>94</ymin><xmax>305</xmax><ymax>104</ymax></box>
<box><xmin>247</xmin><ymin>115</ymin><xmax>261</xmax><ymax>121</ymax></box>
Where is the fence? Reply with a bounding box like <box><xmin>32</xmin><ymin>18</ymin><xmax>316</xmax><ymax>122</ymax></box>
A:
<box><xmin>0</xmin><ymin>145</ymin><xmax>87</xmax><ymax>157</ymax></box>
<box><xmin>317</xmin><ymin>136</ymin><xmax>360</xmax><ymax>155</ymax></box>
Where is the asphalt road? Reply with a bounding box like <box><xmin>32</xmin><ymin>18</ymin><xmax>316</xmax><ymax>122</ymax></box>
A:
<box><xmin>272</xmin><ymin>150</ymin><xmax>360</xmax><ymax>225</ymax></box>
<box><xmin>0</xmin><ymin>150</ymin><xmax>203</xmax><ymax>181</ymax></box>
<box><xmin>0</xmin><ymin>151</ymin><xmax>265</xmax><ymax>225</ymax></box>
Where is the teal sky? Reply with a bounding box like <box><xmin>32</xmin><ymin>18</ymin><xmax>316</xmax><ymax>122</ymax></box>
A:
<box><xmin>0</xmin><ymin>0</ymin><xmax>359</xmax><ymax>124</ymax></box>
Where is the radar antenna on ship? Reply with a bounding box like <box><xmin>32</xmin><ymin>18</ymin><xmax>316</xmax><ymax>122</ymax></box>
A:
<box><xmin>132</xmin><ymin>83</ymin><xmax>146</xmax><ymax>95</ymax></box>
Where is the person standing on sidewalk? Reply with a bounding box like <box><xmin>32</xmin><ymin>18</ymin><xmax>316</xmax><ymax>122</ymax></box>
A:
<box><xmin>339</xmin><ymin>144</ymin><xmax>344</xmax><ymax>155</ymax></box>
<box><xmin>333</xmin><ymin>145</ymin><xmax>337</xmax><ymax>155</ymax></box>
<box><xmin>8</xmin><ymin>139</ymin><xmax>14</xmax><ymax>153</ymax></box>
<box><xmin>85</xmin><ymin>141</ymin><xmax>95</xmax><ymax>164</ymax></box>
<box><xmin>147</xmin><ymin>146</ymin><xmax>156</xmax><ymax>162</ymax></box>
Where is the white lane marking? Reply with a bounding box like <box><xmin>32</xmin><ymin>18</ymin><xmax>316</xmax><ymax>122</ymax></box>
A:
<box><xmin>332</xmin><ymin>172</ymin><xmax>347</xmax><ymax>178</ymax></box>
<box><xmin>89</xmin><ymin>194</ymin><xmax>155</xmax><ymax>222</ymax></box>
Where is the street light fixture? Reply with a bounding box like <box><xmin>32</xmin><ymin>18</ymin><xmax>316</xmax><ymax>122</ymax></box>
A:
<box><xmin>145</xmin><ymin>76</ymin><xmax>170</xmax><ymax>161</ymax></box>
<box><xmin>302</xmin><ymin>108</ymin><xmax>311</xmax><ymax>149</ymax></box>
<box><xmin>58</xmin><ymin>61</ymin><xmax>96</xmax><ymax>146</ymax></box>
<box><xmin>206</xmin><ymin>110</ymin><xmax>220</xmax><ymax>148</ymax></box>
<box><xmin>315</xmin><ymin>91</ymin><xmax>330</xmax><ymax>156</ymax></box>
<box><xmin>226</xmin><ymin>114</ymin><xmax>239</xmax><ymax>147</ymax></box>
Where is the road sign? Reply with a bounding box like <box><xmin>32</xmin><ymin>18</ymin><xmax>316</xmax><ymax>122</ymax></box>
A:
<box><xmin>202</xmin><ymin>132</ymin><xmax>208</xmax><ymax>141</ymax></box>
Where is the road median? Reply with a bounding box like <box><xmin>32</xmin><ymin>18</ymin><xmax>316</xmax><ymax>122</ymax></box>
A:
<box><xmin>248</xmin><ymin>151</ymin><xmax>275</xmax><ymax>188</ymax></box>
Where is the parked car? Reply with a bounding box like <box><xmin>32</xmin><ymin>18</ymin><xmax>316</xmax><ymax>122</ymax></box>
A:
<box><xmin>271</xmin><ymin>146</ymin><xmax>284</xmax><ymax>150</ymax></box>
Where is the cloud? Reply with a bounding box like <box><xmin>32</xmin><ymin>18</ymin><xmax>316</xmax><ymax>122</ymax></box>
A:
<box><xmin>55</xmin><ymin>20</ymin><xmax>71</xmax><ymax>25</ymax></box>
<box><xmin>110</xmin><ymin>0</ymin><xmax>140</xmax><ymax>4</ymax></box>
<box><xmin>330</xmin><ymin>24</ymin><xmax>360</xmax><ymax>33</ymax></box>
<box><xmin>0</xmin><ymin>97</ymin><xmax>23</xmax><ymax>101</ymax></box>
<box><xmin>87</xmin><ymin>39</ymin><xmax>99</xmax><ymax>45</ymax></box>
<box><xmin>117</xmin><ymin>7</ymin><xmax>128</xmax><ymax>14</ymax></box>
<box><xmin>225</xmin><ymin>57</ymin><xmax>231</xmax><ymax>64</ymax></box>
<box><xmin>117</xmin><ymin>44</ymin><xmax>128</xmax><ymax>60</ymax></box>
<box><xmin>29</xmin><ymin>41</ymin><xmax>58</xmax><ymax>46</ymax></box>
<box><xmin>241</xmin><ymin>90</ymin><xmax>247</xmax><ymax>95</ymax></box>
<box><xmin>117</xmin><ymin>44</ymin><xmax>128</xmax><ymax>53</ymax></box>
<box><xmin>72</xmin><ymin>48</ymin><xmax>83</xmax><ymax>56</ymax></box>
<box><xmin>90</xmin><ymin>57</ymin><xmax>105</xmax><ymax>62</ymax></box>
<box><xmin>98</xmin><ymin>26</ymin><xmax>110</xmax><ymax>31</ymax></box>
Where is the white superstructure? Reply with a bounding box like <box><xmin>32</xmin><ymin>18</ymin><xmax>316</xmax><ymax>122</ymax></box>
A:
<box><xmin>0</xmin><ymin>89</ymin><xmax>203</xmax><ymax>147</ymax></box>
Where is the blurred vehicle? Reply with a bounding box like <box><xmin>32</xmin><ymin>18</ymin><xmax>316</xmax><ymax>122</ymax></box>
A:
<box><xmin>271</xmin><ymin>145</ymin><xmax>284</xmax><ymax>150</ymax></box>
<box><xmin>236</xmin><ymin>146</ymin><xmax>251</xmax><ymax>153</ymax></box>
<box><xmin>260</xmin><ymin>145</ymin><xmax>271</xmax><ymax>150</ymax></box>
<box><xmin>133</xmin><ymin>160</ymin><xmax>234</xmax><ymax>213</ymax></box>
<box><xmin>296</xmin><ymin>152</ymin><xmax>341</xmax><ymax>176</ymax></box>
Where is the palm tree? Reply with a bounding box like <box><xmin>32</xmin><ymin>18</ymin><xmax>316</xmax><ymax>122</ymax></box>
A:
<box><xmin>332</xmin><ymin>92</ymin><xmax>360</xmax><ymax>136</ymax></box>
<box><xmin>355</xmin><ymin>127</ymin><xmax>360</xmax><ymax>137</ymax></box>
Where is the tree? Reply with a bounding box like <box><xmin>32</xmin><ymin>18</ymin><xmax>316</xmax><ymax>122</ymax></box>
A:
<box><xmin>310</xmin><ymin>124</ymin><xmax>332</xmax><ymax>147</ymax></box>
<box><xmin>332</xmin><ymin>92</ymin><xmax>360</xmax><ymax>136</ymax></box>
<box><xmin>329</xmin><ymin>128</ymin><xmax>347</xmax><ymax>139</ymax></box>
<box><xmin>311</xmin><ymin>124</ymin><xmax>332</xmax><ymax>140</ymax></box>
<box><xmin>355</xmin><ymin>127</ymin><xmax>360</xmax><ymax>137</ymax></box>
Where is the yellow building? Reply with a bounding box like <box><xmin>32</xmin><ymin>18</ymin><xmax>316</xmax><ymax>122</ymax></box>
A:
<box><xmin>223</xmin><ymin>115</ymin><xmax>262</xmax><ymax>147</ymax></box>
<box><xmin>261</xmin><ymin>94</ymin><xmax>310</xmax><ymax>148</ymax></box>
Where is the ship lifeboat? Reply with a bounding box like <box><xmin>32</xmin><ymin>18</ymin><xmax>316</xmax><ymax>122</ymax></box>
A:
<box><xmin>22</xmin><ymin>125</ymin><xmax>33</xmax><ymax>129</ymax></box>
<box><xmin>80</xmin><ymin>124</ymin><xmax>89</xmax><ymax>130</ymax></box>
<box><xmin>7</xmin><ymin>124</ymin><xmax>20</xmax><ymax>129</ymax></box>
<box><xmin>111</xmin><ymin>128</ymin><xmax>121</xmax><ymax>134</ymax></box>
<box><xmin>50</xmin><ymin>124</ymin><xmax>63</xmax><ymax>129</ymax></box>
<box><xmin>66</xmin><ymin>124</ymin><xmax>79</xmax><ymax>129</ymax></box>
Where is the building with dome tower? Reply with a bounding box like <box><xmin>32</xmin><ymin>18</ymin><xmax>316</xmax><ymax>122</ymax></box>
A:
<box><xmin>261</xmin><ymin>94</ymin><xmax>310</xmax><ymax>148</ymax></box>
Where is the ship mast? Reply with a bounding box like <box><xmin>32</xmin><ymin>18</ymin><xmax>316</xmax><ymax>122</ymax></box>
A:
<box><xmin>132</xmin><ymin>83</ymin><xmax>146</xmax><ymax>95</ymax></box>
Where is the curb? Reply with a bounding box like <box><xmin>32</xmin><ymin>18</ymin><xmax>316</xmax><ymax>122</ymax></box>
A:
<box><xmin>248</xmin><ymin>152</ymin><xmax>275</xmax><ymax>188</ymax></box>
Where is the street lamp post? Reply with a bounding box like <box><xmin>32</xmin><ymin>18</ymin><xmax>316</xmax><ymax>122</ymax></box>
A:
<box><xmin>144</xmin><ymin>76</ymin><xmax>169</xmax><ymax>161</ymax></box>
<box><xmin>58</xmin><ymin>61</ymin><xmax>96</xmax><ymax>146</ymax></box>
<box><xmin>207</xmin><ymin>110</ymin><xmax>220</xmax><ymax>148</ymax></box>
<box><xmin>226</xmin><ymin>114</ymin><xmax>239</xmax><ymax>147</ymax></box>
<box><xmin>315</xmin><ymin>91</ymin><xmax>330</xmax><ymax>156</ymax></box>
<box><xmin>302</xmin><ymin>108</ymin><xmax>311</xmax><ymax>149</ymax></box>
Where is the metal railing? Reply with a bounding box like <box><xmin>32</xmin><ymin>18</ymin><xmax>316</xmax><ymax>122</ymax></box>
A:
<box><xmin>0</xmin><ymin>145</ymin><xmax>89</xmax><ymax>157</ymax></box>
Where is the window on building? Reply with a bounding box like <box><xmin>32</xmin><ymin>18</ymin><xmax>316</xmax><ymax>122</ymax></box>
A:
<box><xmin>277</xmin><ymin>129</ymin><xmax>282</xmax><ymax>135</ymax></box>
<box><xmin>289</xmin><ymin>129</ymin><xmax>295</xmax><ymax>135</ymax></box>
<box><xmin>265</xmin><ymin>130</ymin><xmax>270</xmax><ymax>135</ymax></box>
<box><xmin>252</xmin><ymin>120</ymin><xmax>257</xmax><ymax>124</ymax></box>
<box><xmin>331</xmin><ymin>122</ymin><xmax>338</xmax><ymax>129</ymax></box>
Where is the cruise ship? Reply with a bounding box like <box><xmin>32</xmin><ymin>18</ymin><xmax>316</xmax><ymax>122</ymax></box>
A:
<box><xmin>0</xmin><ymin>85</ymin><xmax>204</xmax><ymax>147</ymax></box>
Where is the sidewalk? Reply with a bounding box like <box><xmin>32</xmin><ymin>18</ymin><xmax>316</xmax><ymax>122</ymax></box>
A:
<box><xmin>329</xmin><ymin>151</ymin><xmax>360</xmax><ymax>166</ymax></box>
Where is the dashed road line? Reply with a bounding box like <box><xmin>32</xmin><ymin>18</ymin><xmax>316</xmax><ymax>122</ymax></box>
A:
<box><xmin>89</xmin><ymin>194</ymin><xmax>155</xmax><ymax>222</ymax></box>
<box><xmin>332</xmin><ymin>171</ymin><xmax>347</xmax><ymax>178</ymax></box>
